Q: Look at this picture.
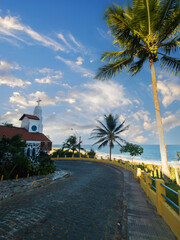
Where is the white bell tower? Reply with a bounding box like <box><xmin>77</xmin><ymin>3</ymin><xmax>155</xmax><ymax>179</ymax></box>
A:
<box><xmin>33</xmin><ymin>98</ymin><xmax>43</xmax><ymax>133</ymax></box>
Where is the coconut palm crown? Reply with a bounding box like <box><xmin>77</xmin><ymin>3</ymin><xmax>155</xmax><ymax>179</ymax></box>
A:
<box><xmin>96</xmin><ymin>0</ymin><xmax>180</xmax><ymax>79</ymax></box>
<box><xmin>96</xmin><ymin>0</ymin><xmax>180</xmax><ymax>180</ymax></box>
<box><xmin>90</xmin><ymin>114</ymin><xmax>129</xmax><ymax>161</ymax></box>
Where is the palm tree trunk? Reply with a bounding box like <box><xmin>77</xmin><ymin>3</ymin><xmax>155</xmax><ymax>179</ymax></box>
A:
<box><xmin>110</xmin><ymin>142</ymin><xmax>112</xmax><ymax>161</ymax></box>
<box><xmin>149</xmin><ymin>57</ymin><xmax>170</xmax><ymax>181</ymax></box>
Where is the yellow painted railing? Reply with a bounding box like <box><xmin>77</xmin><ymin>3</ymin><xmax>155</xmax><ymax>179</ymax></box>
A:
<box><xmin>52</xmin><ymin>156</ymin><xmax>180</xmax><ymax>239</ymax></box>
<box><xmin>31</xmin><ymin>178</ymin><xmax>49</xmax><ymax>188</ymax></box>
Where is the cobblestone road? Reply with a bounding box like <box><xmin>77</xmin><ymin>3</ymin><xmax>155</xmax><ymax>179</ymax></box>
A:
<box><xmin>0</xmin><ymin>160</ymin><xmax>126</xmax><ymax>240</ymax></box>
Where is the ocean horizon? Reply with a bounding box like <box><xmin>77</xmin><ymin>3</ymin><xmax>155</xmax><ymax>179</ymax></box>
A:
<box><xmin>53</xmin><ymin>144</ymin><xmax>180</xmax><ymax>163</ymax></box>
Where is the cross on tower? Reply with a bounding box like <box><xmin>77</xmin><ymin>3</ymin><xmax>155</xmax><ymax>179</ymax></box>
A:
<box><xmin>37</xmin><ymin>98</ymin><xmax>42</xmax><ymax>106</ymax></box>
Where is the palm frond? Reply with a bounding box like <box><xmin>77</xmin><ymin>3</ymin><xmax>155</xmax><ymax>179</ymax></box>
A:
<box><xmin>160</xmin><ymin>54</ymin><xmax>180</xmax><ymax>75</ymax></box>
<box><xmin>101</xmin><ymin>50</ymin><xmax>132</xmax><ymax>62</ymax></box>
<box><xmin>98</xmin><ymin>140</ymin><xmax>109</xmax><ymax>149</ymax></box>
<box><xmin>96</xmin><ymin>120</ymin><xmax>109</xmax><ymax>132</ymax></box>
<box><xmin>95</xmin><ymin>56</ymin><xmax>134</xmax><ymax>80</ymax></box>
<box><xmin>114</xmin><ymin>120</ymin><xmax>126</xmax><ymax>133</ymax></box>
<box><xmin>158</xmin><ymin>2</ymin><xmax>180</xmax><ymax>43</ymax></box>
<box><xmin>128</xmin><ymin>56</ymin><xmax>148</xmax><ymax>75</ymax></box>
<box><xmin>115</xmin><ymin>124</ymin><xmax>130</xmax><ymax>134</ymax></box>
<box><xmin>160</xmin><ymin>37</ymin><xmax>180</xmax><ymax>54</ymax></box>
<box><xmin>92</xmin><ymin>137</ymin><xmax>108</xmax><ymax>146</ymax></box>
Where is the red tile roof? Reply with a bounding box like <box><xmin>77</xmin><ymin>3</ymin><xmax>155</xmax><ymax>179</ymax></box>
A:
<box><xmin>19</xmin><ymin>114</ymin><xmax>39</xmax><ymax>121</ymax></box>
<box><xmin>0</xmin><ymin>125</ymin><xmax>51</xmax><ymax>142</ymax></box>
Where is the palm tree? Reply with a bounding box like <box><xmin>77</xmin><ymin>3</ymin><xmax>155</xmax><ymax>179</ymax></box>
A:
<box><xmin>63</xmin><ymin>135</ymin><xmax>84</xmax><ymax>156</ymax></box>
<box><xmin>63</xmin><ymin>135</ymin><xmax>79</xmax><ymax>154</ymax></box>
<box><xmin>96</xmin><ymin>0</ymin><xmax>180</xmax><ymax>180</ymax></box>
<box><xmin>90</xmin><ymin>114</ymin><xmax>129</xmax><ymax>161</ymax></box>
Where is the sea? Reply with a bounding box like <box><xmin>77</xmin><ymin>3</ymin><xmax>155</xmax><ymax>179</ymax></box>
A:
<box><xmin>53</xmin><ymin>144</ymin><xmax>180</xmax><ymax>163</ymax></box>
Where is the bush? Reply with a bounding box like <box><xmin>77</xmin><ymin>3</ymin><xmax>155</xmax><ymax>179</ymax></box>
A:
<box><xmin>37</xmin><ymin>151</ymin><xmax>55</xmax><ymax>175</ymax></box>
<box><xmin>87</xmin><ymin>149</ymin><xmax>96</xmax><ymax>158</ymax></box>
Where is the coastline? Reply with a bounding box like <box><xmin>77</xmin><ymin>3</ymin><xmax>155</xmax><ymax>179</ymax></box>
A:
<box><xmin>52</xmin><ymin>148</ymin><xmax>180</xmax><ymax>167</ymax></box>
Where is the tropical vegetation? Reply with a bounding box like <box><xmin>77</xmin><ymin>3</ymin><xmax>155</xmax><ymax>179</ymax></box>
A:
<box><xmin>52</xmin><ymin>146</ymin><xmax>96</xmax><ymax>159</ymax></box>
<box><xmin>63</xmin><ymin>135</ymin><xmax>84</xmax><ymax>156</ymax></box>
<box><xmin>95</xmin><ymin>0</ymin><xmax>180</xmax><ymax>180</ymax></box>
<box><xmin>90</xmin><ymin>114</ymin><xmax>129</xmax><ymax>161</ymax></box>
<box><xmin>120</xmin><ymin>142</ymin><xmax>143</xmax><ymax>159</ymax></box>
<box><xmin>0</xmin><ymin>134</ymin><xmax>55</xmax><ymax>179</ymax></box>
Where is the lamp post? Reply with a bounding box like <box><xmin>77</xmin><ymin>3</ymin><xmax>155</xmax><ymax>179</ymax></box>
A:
<box><xmin>78</xmin><ymin>136</ymin><xmax>82</xmax><ymax>157</ymax></box>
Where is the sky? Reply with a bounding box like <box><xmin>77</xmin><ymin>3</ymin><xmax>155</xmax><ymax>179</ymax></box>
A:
<box><xmin>0</xmin><ymin>0</ymin><xmax>179</xmax><ymax>146</ymax></box>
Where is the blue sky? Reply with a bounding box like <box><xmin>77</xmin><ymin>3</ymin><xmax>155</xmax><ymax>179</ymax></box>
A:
<box><xmin>0</xmin><ymin>0</ymin><xmax>179</xmax><ymax>145</ymax></box>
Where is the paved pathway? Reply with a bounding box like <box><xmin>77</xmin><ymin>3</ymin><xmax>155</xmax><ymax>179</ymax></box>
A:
<box><xmin>0</xmin><ymin>160</ymin><xmax>177</xmax><ymax>240</ymax></box>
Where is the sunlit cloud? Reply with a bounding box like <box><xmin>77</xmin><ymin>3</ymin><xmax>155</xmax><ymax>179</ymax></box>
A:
<box><xmin>71</xmin><ymin>80</ymin><xmax>132</xmax><ymax>113</ymax></box>
<box><xmin>9</xmin><ymin>91</ymin><xmax>76</xmax><ymax>109</ymax></box>
<box><xmin>76</xmin><ymin>56</ymin><xmax>83</xmax><ymax>65</ymax></box>
<box><xmin>157</xmin><ymin>80</ymin><xmax>180</xmax><ymax>107</ymax></box>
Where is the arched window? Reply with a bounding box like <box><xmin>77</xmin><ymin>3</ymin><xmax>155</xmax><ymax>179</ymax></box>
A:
<box><xmin>27</xmin><ymin>148</ymin><xmax>30</xmax><ymax>157</ymax></box>
<box><xmin>32</xmin><ymin>148</ymin><xmax>36</xmax><ymax>157</ymax></box>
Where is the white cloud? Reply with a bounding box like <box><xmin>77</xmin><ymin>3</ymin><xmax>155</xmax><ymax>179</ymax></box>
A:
<box><xmin>9</xmin><ymin>91</ymin><xmax>76</xmax><ymax>109</ymax></box>
<box><xmin>157</xmin><ymin>80</ymin><xmax>180</xmax><ymax>107</ymax></box>
<box><xmin>133</xmin><ymin>99</ymin><xmax>140</xmax><ymax>105</ymax></box>
<box><xmin>0</xmin><ymin>60</ymin><xmax>20</xmax><ymax>70</ymax></box>
<box><xmin>35</xmin><ymin>68</ymin><xmax>63</xmax><ymax>84</ymax></box>
<box><xmin>39</xmin><ymin>68</ymin><xmax>52</xmax><ymax>74</ymax></box>
<box><xmin>56</xmin><ymin>55</ymin><xmax>94</xmax><ymax>78</ymax></box>
<box><xmin>133</xmin><ymin>135</ymin><xmax>148</xmax><ymax>143</ymax></box>
<box><xmin>43</xmin><ymin>112</ymin><xmax>95</xmax><ymax>143</ymax></box>
<box><xmin>162</xmin><ymin>113</ymin><xmax>180</xmax><ymax>131</ymax></box>
<box><xmin>0</xmin><ymin>60</ymin><xmax>31</xmax><ymax>87</ymax></box>
<box><xmin>0</xmin><ymin>110</ymin><xmax>23</xmax><ymax>126</ymax></box>
<box><xmin>132</xmin><ymin>110</ymin><xmax>150</xmax><ymax>122</ymax></box>
<box><xmin>76</xmin><ymin>57</ymin><xmax>83</xmax><ymax>65</ymax></box>
<box><xmin>142</xmin><ymin>112</ymin><xmax>180</xmax><ymax>132</ymax></box>
<box><xmin>71</xmin><ymin>80</ymin><xmax>132</xmax><ymax>113</ymax></box>
<box><xmin>9</xmin><ymin>91</ymin><xmax>57</xmax><ymax>108</ymax></box>
<box><xmin>0</xmin><ymin>15</ymin><xmax>65</xmax><ymax>51</ymax></box>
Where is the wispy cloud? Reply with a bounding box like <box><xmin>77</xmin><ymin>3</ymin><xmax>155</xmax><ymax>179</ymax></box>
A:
<box><xmin>57</xmin><ymin>32</ymin><xmax>96</xmax><ymax>58</ymax></box>
<box><xmin>69</xmin><ymin>33</ymin><xmax>81</xmax><ymax>47</ymax></box>
<box><xmin>57</xmin><ymin>33</ymin><xmax>76</xmax><ymax>52</ymax></box>
<box><xmin>97</xmin><ymin>27</ymin><xmax>111</xmax><ymax>40</ymax></box>
<box><xmin>56</xmin><ymin>55</ymin><xmax>94</xmax><ymax>78</ymax></box>
<box><xmin>0</xmin><ymin>15</ymin><xmax>65</xmax><ymax>51</ymax></box>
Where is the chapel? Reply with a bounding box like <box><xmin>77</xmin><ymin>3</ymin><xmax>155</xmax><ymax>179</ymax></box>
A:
<box><xmin>0</xmin><ymin>99</ymin><xmax>52</xmax><ymax>159</ymax></box>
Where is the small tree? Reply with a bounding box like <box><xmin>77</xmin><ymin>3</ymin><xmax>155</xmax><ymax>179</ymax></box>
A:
<box><xmin>87</xmin><ymin>149</ymin><xmax>96</xmax><ymax>159</ymax></box>
<box><xmin>0</xmin><ymin>134</ymin><xmax>28</xmax><ymax>178</ymax></box>
<box><xmin>175</xmin><ymin>152</ymin><xmax>180</xmax><ymax>186</ymax></box>
<box><xmin>120</xmin><ymin>142</ymin><xmax>143</xmax><ymax>161</ymax></box>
